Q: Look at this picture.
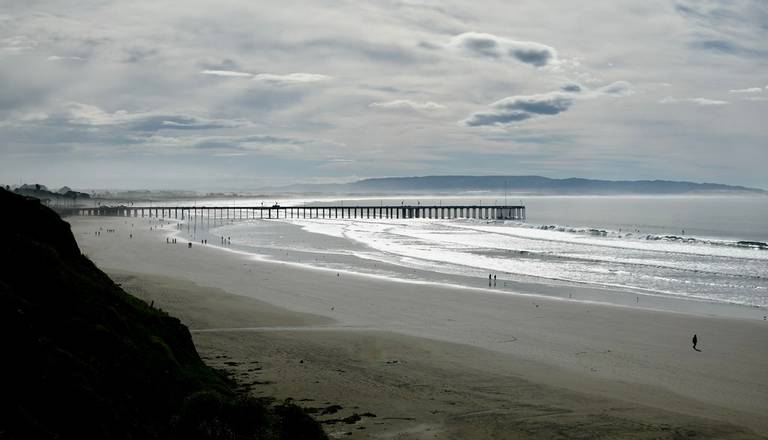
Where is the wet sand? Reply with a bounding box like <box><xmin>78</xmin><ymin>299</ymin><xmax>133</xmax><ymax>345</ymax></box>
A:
<box><xmin>72</xmin><ymin>216</ymin><xmax>768</xmax><ymax>439</ymax></box>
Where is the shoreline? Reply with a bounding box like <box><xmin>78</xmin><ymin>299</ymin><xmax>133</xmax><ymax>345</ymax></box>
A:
<box><xmin>169</xmin><ymin>216</ymin><xmax>767</xmax><ymax>320</ymax></box>
<box><xmin>71</xmin><ymin>216</ymin><xmax>768</xmax><ymax>438</ymax></box>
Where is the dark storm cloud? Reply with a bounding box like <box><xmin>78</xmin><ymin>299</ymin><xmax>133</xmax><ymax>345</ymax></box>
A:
<box><xmin>448</xmin><ymin>32</ymin><xmax>557</xmax><ymax>67</ymax></box>
<box><xmin>498</xmin><ymin>94</ymin><xmax>573</xmax><ymax>115</ymax></box>
<box><xmin>560</xmin><ymin>83</ymin><xmax>583</xmax><ymax>92</ymax></box>
<box><xmin>463</xmin><ymin>110</ymin><xmax>533</xmax><ymax>126</ymax></box>
<box><xmin>462</xmin><ymin>92</ymin><xmax>574</xmax><ymax>127</ymax></box>
<box><xmin>462</xmin><ymin>82</ymin><xmax>633</xmax><ymax>127</ymax></box>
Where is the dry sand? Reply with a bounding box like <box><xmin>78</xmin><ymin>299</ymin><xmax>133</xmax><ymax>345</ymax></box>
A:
<box><xmin>72</xmin><ymin>216</ymin><xmax>768</xmax><ymax>439</ymax></box>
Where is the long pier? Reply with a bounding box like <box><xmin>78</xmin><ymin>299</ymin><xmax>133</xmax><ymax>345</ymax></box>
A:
<box><xmin>73</xmin><ymin>205</ymin><xmax>526</xmax><ymax>221</ymax></box>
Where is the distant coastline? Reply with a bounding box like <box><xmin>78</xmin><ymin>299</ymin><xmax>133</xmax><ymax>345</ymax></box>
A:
<box><xmin>260</xmin><ymin>175</ymin><xmax>767</xmax><ymax>196</ymax></box>
<box><xmin>6</xmin><ymin>176</ymin><xmax>765</xmax><ymax>204</ymax></box>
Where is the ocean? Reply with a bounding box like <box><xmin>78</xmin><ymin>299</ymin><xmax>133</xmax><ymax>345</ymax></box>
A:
<box><xmin>168</xmin><ymin>195</ymin><xmax>768</xmax><ymax>312</ymax></box>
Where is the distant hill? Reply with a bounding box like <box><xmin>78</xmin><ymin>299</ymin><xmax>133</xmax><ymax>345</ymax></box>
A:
<box><xmin>0</xmin><ymin>188</ymin><xmax>326</xmax><ymax>440</ymax></box>
<box><xmin>264</xmin><ymin>176</ymin><xmax>766</xmax><ymax>195</ymax></box>
<box><xmin>10</xmin><ymin>183</ymin><xmax>91</xmax><ymax>201</ymax></box>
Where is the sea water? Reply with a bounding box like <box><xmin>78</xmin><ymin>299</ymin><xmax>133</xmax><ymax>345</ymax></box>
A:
<box><xmin>173</xmin><ymin>195</ymin><xmax>768</xmax><ymax>310</ymax></box>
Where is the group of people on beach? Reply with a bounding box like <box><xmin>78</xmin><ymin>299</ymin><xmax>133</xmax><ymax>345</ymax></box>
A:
<box><xmin>488</xmin><ymin>273</ymin><xmax>497</xmax><ymax>287</ymax></box>
<box><xmin>166</xmin><ymin>237</ymin><xmax>229</xmax><ymax>246</ymax></box>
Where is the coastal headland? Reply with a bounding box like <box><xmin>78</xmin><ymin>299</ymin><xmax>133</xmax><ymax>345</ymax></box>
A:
<box><xmin>72</xmin><ymin>215</ymin><xmax>768</xmax><ymax>439</ymax></box>
<box><xmin>0</xmin><ymin>190</ymin><xmax>327</xmax><ymax>439</ymax></box>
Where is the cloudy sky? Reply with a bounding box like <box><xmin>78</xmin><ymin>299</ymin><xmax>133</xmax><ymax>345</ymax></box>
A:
<box><xmin>1</xmin><ymin>0</ymin><xmax>766</xmax><ymax>190</ymax></box>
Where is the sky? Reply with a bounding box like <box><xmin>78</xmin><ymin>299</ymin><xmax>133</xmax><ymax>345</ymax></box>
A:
<box><xmin>0</xmin><ymin>0</ymin><xmax>766</xmax><ymax>190</ymax></box>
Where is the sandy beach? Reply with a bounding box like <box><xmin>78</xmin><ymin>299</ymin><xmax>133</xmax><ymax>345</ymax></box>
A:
<box><xmin>71</xmin><ymin>216</ymin><xmax>768</xmax><ymax>439</ymax></box>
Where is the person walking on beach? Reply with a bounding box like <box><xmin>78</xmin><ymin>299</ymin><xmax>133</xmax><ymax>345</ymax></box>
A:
<box><xmin>692</xmin><ymin>334</ymin><xmax>699</xmax><ymax>351</ymax></box>
<box><xmin>489</xmin><ymin>273</ymin><xmax>492</xmax><ymax>287</ymax></box>
<box><xmin>493</xmin><ymin>274</ymin><xmax>497</xmax><ymax>286</ymax></box>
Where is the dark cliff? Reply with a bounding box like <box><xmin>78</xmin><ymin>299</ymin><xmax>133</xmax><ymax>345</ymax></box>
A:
<box><xmin>0</xmin><ymin>188</ymin><xmax>326</xmax><ymax>440</ymax></box>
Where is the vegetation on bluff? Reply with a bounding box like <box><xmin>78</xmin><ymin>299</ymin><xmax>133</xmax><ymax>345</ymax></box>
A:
<box><xmin>0</xmin><ymin>188</ymin><xmax>326</xmax><ymax>440</ymax></box>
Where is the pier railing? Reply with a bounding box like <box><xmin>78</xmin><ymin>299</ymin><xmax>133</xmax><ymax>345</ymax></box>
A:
<box><xmin>71</xmin><ymin>205</ymin><xmax>526</xmax><ymax>221</ymax></box>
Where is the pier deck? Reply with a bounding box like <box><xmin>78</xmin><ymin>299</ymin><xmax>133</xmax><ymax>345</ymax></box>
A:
<box><xmin>72</xmin><ymin>205</ymin><xmax>526</xmax><ymax>221</ymax></box>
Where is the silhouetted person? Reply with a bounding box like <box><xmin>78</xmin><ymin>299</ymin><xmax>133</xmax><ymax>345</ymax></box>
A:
<box><xmin>493</xmin><ymin>274</ymin><xmax>497</xmax><ymax>286</ymax></box>
<box><xmin>489</xmin><ymin>274</ymin><xmax>492</xmax><ymax>286</ymax></box>
<box><xmin>692</xmin><ymin>334</ymin><xmax>699</xmax><ymax>351</ymax></box>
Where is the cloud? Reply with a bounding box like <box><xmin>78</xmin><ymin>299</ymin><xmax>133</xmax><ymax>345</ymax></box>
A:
<box><xmin>687</xmin><ymin>98</ymin><xmax>728</xmax><ymax>106</ymax></box>
<box><xmin>1</xmin><ymin>0</ymin><xmax>766</xmax><ymax>189</ymax></box>
<box><xmin>729</xmin><ymin>87</ymin><xmax>762</xmax><ymax>93</ymax></box>
<box><xmin>1</xmin><ymin>35</ymin><xmax>37</xmax><ymax>53</ymax></box>
<box><xmin>462</xmin><ymin>81</ymin><xmax>634</xmax><ymax>127</ymax></box>
<box><xmin>560</xmin><ymin>82</ymin><xmax>583</xmax><ymax>93</ymax></box>
<box><xmin>660</xmin><ymin>97</ymin><xmax>728</xmax><ymax>105</ymax></box>
<box><xmin>688</xmin><ymin>39</ymin><xmax>767</xmax><ymax>58</ymax></box>
<box><xmin>59</xmin><ymin>102</ymin><xmax>246</xmax><ymax>131</ymax></box>
<box><xmin>462</xmin><ymin>91</ymin><xmax>574</xmax><ymax>127</ymax></box>
<box><xmin>193</xmin><ymin>134</ymin><xmax>302</xmax><ymax>149</ymax></box>
<box><xmin>369</xmin><ymin>100</ymin><xmax>445</xmax><ymax>112</ymax></box>
<box><xmin>252</xmin><ymin>73</ymin><xmax>330</xmax><ymax>84</ymax></box>
<box><xmin>186</xmin><ymin>133</ymin><xmax>346</xmax><ymax>157</ymax></box>
<box><xmin>676</xmin><ymin>1</ymin><xmax>768</xmax><ymax>59</ymax></box>
<box><xmin>597</xmin><ymin>81</ymin><xmax>635</xmax><ymax>97</ymax></box>
<box><xmin>193</xmin><ymin>134</ymin><xmax>303</xmax><ymax>151</ymax></box>
<box><xmin>47</xmin><ymin>55</ymin><xmax>86</xmax><ymax>62</ymax></box>
<box><xmin>123</xmin><ymin>47</ymin><xmax>159</xmax><ymax>63</ymax></box>
<box><xmin>201</xmin><ymin>69</ymin><xmax>253</xmax><ymax>78</ymax></box>
<box><xmin>303</xmin><ymin>38</ymin><xmax>421</xmax><ymax>65</ymax></box>
<box><xmin>201</xmin><ymin>70</ymin><xmax>330</xmax><ymax>84</ymax></box>
<box><xmin>447</xmin><ymin>32</ymin><xmax>557</xmax><ymax>67</ymax></box>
